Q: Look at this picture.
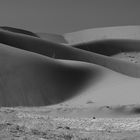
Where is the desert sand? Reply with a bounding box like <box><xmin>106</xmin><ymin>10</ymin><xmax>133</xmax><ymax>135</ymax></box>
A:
<box><xmin>37</xmin><ymin>32</ymin><xmax>67</xmax><ymax>44</ymax></box>
<box><xmin>0</xmin><ymin>26</ymin><xmax>140</xmax><ymax>139</ymax></box>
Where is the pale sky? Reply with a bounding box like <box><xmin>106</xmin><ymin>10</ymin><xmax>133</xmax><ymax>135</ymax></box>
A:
<box><xmin>0</xmin><ymin>0</ymin><xmax>139</xmax><ymax>34</ymax></box>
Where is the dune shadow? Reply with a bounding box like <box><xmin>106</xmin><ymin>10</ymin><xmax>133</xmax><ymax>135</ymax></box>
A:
<box><xmin>42</xmin><ymin>62</ymin><xmax>101</xmax><ymax>105</ymax></box>
<box><xmin>73</xmin><ymin>39</ymin><xmax>140</xmax><ymax>56</ymax></box>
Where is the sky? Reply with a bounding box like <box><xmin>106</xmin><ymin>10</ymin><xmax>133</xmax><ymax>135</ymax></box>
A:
<box><xmin>0</xmin><ymin>0</ymin><xmax>140</xmax><ymax>34</ymax></box>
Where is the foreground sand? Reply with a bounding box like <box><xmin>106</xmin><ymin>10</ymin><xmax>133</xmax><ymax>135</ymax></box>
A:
<box><xmin>0</xmin><ymin>107</ymin><xmax>140</xmax><ymax>140</ymax></box>
<box><xmin>0</xmin><ymin>26</ymin><xmax>140</xmax><ymax>139</ymax></box>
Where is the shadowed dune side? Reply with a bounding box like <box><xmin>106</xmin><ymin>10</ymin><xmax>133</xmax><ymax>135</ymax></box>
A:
<box><xmin>72</xmin><ymin>39</ymin><xmax>140</xmax><ymax>56</ymax></box>
<box><xmin>0</xmin><ymin>30</ymin><xmax>140</xmax><ymax>77</ymax></box>
<box><xmin>0</xmin><ymin>26</ymin><xmax>39</xmax><ymax>38</ymax></box>
<box><xmin>0</xmin><ymin>43</ymin><xmax>97</xmax><ymax>106</ymax></box>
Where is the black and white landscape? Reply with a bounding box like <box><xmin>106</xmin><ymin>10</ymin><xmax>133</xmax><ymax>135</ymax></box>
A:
<box><xmin>0</xmin><ymin>1</ymin><xmax>140</xmax><ymax>140</ymax></box>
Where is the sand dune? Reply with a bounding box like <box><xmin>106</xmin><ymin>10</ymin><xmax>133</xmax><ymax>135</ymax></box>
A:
<box><xmin>37</xmin><ymin>32</ymin><xmax>67</xmax><ymax>44</ymax></box>
<box><xmin>0</xmin><ymin>26</ymin><xmax>39</xmax><ymax>37</ymax></box>
<box><xmin>64</xmin><ymin>60</ymin><xmax>140</xmax><ymax>106</ymax></box>
<box><xmin>0</xmin><ymin>26</ymin><xmax>139</xmax><ymax>139</ymax></box>
<box><xmin>0</xmin><ymin>26</ymin><xmax>140</xmax><ymax>109</ymax></box>
<box><xmin>0</xmin><ymin>29</ymin><xmax>140</xmax><ymax>78</ymax></box>
<box><xmin>64</xmin><ymin>26</ymin><xmax>140</xmax><ymax>45</ymax></box>
<box><xmin>0</xmin><ymin>43</ymin><xmax>96</xmax><ymax>106</ymax></box>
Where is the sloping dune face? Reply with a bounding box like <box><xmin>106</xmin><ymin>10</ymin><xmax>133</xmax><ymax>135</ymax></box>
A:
<box><xmin>0</xmin><ymin>44</ymin><xmax>96</xmax><ymax>106</ymax></box>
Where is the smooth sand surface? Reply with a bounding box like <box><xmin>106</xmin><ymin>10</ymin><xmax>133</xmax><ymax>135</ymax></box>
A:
<box><xmin>64</xmin><ymin>26</ymin><xmax>140</xmax><ymax>45</ymax></box>
<box><xmin>37</xmin><ymin>32</ymin><xmax>67</xmax><ymax>44</ymax></box>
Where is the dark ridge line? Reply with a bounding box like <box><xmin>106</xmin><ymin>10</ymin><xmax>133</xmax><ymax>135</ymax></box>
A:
<box><xmin>72</xmin><ymin>39</ymin><xmax>140</xmax><ymax>56</ymax></box>
<box><xmin>0</xmin><ymin>26</ymin><xmax>39</xmax><ymax>38</ymax></box>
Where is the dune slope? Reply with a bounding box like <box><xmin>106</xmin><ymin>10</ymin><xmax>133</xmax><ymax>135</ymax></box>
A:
<box><xmin>0</xmin><ymin>43</ymin><xmax>97</xmax><ymax>106</ymax></box>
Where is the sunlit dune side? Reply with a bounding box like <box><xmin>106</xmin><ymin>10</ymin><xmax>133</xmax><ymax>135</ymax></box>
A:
<box><xmin>37</xmin><ymin>32</ymin><xmax>67</xmax><ymax>44</ymax></box>
<box><xmin>64</xmin><ymin>60</ymin><xmax>140</xmax><ymax>107</ymax></box>
<box><xmin>0</xmin><ymin>43</ymin><xmax>96</xmax><ymax>106</ymax></box>
<box><xmin>64</xmin><ymin>26</ymin><xmax>140</xmax><ymax>45</ymax></box>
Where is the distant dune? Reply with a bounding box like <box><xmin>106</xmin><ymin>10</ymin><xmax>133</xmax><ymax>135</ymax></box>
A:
<box><xmin>0</xmin><ymin>26</ymin><xmax>140</xmax><ymax>109</ymax></box>
<box><xmin>0</xmin><ymin>26</ymin><xmax>39</xmax><ymax>37</ymax></box>
<box><xmin>64</xmin><ymin>26</ymin><xmax>140</xmax><ymax>45</ymax></box>
<box><xmin>37</xmin><ymin>32</ymin><xmax>67</xmax><ymax>44</ymax></box>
